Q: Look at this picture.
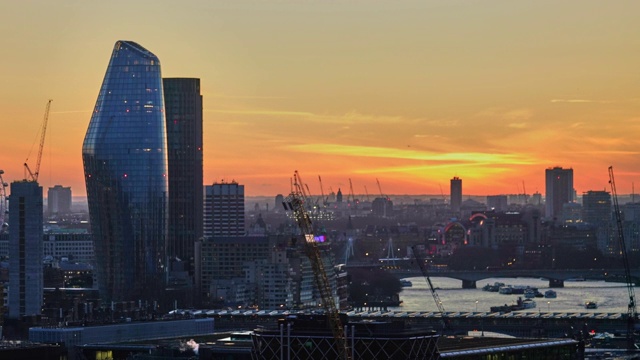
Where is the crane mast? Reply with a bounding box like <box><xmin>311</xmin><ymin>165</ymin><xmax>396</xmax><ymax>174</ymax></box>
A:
<box><xmin>24</xmin><ymin>99</ymin><xmax>53</xmax><ymax>182</ymax></box>
<box><xmin>608</xmin><ymin>166</ymin><xmax>637</xmax><ymax>349</ymax></box>
<box><xmin>412</xmin><ymin>246</ymin><xmax>446</xmax><ymax>315</ymax></box>
<box><xmin>284</xmin><ymin>171</ymin><xmax>351</xmax><ymax>360</ymax></box>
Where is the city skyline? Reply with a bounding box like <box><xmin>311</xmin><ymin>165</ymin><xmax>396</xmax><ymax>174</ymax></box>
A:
<box><xmin>1</xmin><ymin>1</ymin><xmax>639</xmax><ymax>197</ymax></box>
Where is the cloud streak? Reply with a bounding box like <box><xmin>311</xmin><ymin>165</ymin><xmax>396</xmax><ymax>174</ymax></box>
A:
<box><xmin>288</xmin><ymin>143</ymin><xmax>535</xmax><ymax>165</ymax></box>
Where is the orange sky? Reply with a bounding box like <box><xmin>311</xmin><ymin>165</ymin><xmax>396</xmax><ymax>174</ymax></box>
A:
<box><xmin>1</xmin><ymin>1</ymin><xmax>639</xmax><ymax>198</ymax></box>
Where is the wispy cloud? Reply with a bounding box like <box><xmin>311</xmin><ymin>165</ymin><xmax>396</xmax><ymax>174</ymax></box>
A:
<box><xmin>51</xmin><ymin>110</ymin><xmax>92</xmax><ymax>114</ymax></box>
<box><xmin>508</xmin><ymin>122</ymin><xmax>528</xmax><ymax>129</ymax></box>
<box><xmin>288</xmin><ymin>143</ymin><xmax>535</xmax><ymax>165</ymax></box>
<box><xmin>549</xmin><ymin>99</ymin><xmax>619</xmax><ymax>104</ymax></box>
<box><xmin>206</xmin><ymin>109</ymin><xmax>315</xmax><ymax>117</ymax></box>
<box><xmin>475</xmin><ymin>107</ymin><xmax>533</xmax><ymax>122</ymax></box>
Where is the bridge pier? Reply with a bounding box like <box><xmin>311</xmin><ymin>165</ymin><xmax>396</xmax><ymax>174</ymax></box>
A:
<box><xmin>549</xmin><ymin>279</ymin><xmax>564</xmax><ymax>288</ymax></box>
<box><xmin>462</xmin><ymin>280</ymin><xmax>477</xmax><ymax>289</ymax></box>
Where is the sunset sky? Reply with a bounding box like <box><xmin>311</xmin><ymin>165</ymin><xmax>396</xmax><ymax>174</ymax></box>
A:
<box><xmin>1</xmin><ymin>1</ymin><xmax>639</xmax><ymax>198</ymax></box>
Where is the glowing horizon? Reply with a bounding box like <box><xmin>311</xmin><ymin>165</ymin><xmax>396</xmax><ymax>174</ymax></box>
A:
<box><xmin>1</xmin><ymin>1</ymin><xmax>638</xmax><ymax>198</ymax></box>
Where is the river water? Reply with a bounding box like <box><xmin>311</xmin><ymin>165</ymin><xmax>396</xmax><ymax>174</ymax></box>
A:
<box><xmin>393</xmin><ymin>277</ymin><xmax>630</xmax><ymax>314</ymax></box>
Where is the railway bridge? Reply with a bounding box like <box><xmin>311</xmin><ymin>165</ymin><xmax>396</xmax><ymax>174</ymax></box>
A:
<box><xmin>345</xmin><ymin>264</ymin><xmax>638</xmax><ymax>289</ymax></box>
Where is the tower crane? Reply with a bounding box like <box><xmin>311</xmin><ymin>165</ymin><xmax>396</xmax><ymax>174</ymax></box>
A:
<box><xmin>24</xmin><ymin>99</ymin><xmax>53</xmax><ymax>182</ymax></box>
<box><xmin>318</xmin><ymin>175</ymin><xmax>328</xmax><ymax>206</ymax></box>
<box><xmin>608</xmin><ymin>166</ymin><xmax>637</xmax><ymax>350</ymax></box>
<box><xmin>411</xmin><ymin>246</ymin><xmax>446</xmax><ymax>320</ymax></box>
<box><xmin>376</xmin><ymin>178</ymin><xmax>388</xmax><ymax>200</ymax></box>
<box><xmin>348</xmin><ymin>178</ymin><xmax>356</xmax><ymax>205</ymax></box>
<box><xmin>283</xmin><ymin>171</ymin><xmax>351</xmax><ymax>360</ymax></box>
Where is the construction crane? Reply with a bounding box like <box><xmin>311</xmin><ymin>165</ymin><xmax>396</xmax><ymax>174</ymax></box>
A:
<box><xmin>411</xmin><ymin>246</ymin><xmax>446</xmax><ymax>319</ymax></box>
<box><xmin>348</xmin><ymin>178</ymin><xmax>356</xmax><ymax>205</ymax></box>
<box><xmin>412</xmin><ymin>245</ymin><xmax>448</xmax><ymax>334</ymax></box>
<box><xmin>24</xmin><ymin>99</ymin><xmax>53</xmax><ymax>182</ymax></box>
<box><xmin>608</xmin><ymin>166</ymin><xmax>637</xmax><ymax>350</ymax></box>
<box><xmin>318</xmin><ymin>175</ymin><xmax>328</xmax><ymax>206</ymax></box>
<box><xmin>376</xmin><ymin>178</ymin><xmax>388</xmax><ymax>200</ymax></box>
<box><xmin>283</xmin><ymin>171</ymin><xmax>351</xmax><ymax>360</ymax></box>
<box><xmin>363</xmin><ymin>185</ymin><xmax>370</xmax><ymax>202</ymax></box>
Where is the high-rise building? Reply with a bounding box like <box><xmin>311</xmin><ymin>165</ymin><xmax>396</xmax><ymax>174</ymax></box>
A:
<box><xmin>582</xmin><ymin>190</ymin><xmax>612</xmax><ymax>254</ymax></box>
<box><xmin>450</xmin><ymin>177</ymin><xmax>462</xmax><ymax>213</ymax></box>
<box><xmin>47</xmin><ymin>185</ymin><xmax>71</xmax><ymax>215</ymax></box>
<box><xmin>163</xmin><ymin>78</ymin><xmax>203</xmax><ymax>276</ymax></box>
<box><xmin>545</xmin><ymin>167</ymin><xmax>574</xmax><ymax>220</ymax></box>
<box><xmin>82</xmin><ymin>41</ymin><xmax>168</xmax><ymax>302</ymax></box>
<box><xmin>203</xmin><ymin>182</ymin><xmax>245</xmax><ymax>238</ymax></box>
<box><xmin>582</xmin><ymin>190</ymin><xmax>611</xmax><ymax>225</ymax></box>
<box><xmin>8</xmin><ymin>181</ymin><xmax>43</xmax><ymax>318</ymax></box>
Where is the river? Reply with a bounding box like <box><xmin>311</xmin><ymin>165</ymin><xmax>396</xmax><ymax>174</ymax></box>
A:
<box><xmin>393</xmin><ymin>277</ymin><xmax>630</xmax><ymax>313</ymax></box>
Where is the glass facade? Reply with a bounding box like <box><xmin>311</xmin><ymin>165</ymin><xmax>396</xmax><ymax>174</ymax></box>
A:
<box><xmin>82</xmin><ymin>41</ymin><xmax>168</xmax><ymax>302</ymax></box>
<box><xmin>163</xmin><ymin>78</ymin><xmax>203</xmax><ymax>277</ymax></box>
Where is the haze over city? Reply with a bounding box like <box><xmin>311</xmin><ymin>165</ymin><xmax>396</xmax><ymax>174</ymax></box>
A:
<box><xmin>1</xmin><ymin>1</ymin><xmax>639</xmax><ymax>197</ymax></box>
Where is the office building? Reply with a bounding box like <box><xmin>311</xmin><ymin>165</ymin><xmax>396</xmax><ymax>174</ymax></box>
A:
<box><xmin>486</xmin><ymin>195</ymin><xmax>508</xmax><ymax>212</ymax></box>
<box><xmin>47</xmin><ymin>185</ymin><xmax>71</xmax><ymax>215</ymax></box>
<box><xmin>204</xmin><ymin>182</ymin><xmax>245</xmax><ymax>238</ymax></box>
<box><xmin>450</xmin><ymin>177</ymin><xmax>462</xmax><ymax>213</ymax></box>
<box><xmin>545</xmin><ymin>167</ymin><xmax>574</xmax><ymax>220</ymax></box>
<box><xmin>82</xmin><ymin>41</ymin><xmax>168</xmax><ymax>302</ymax></box>
<box><xmin>8</xmin><ymin>181</ymin><xmax>43</xmax><ymax>318</ymax></box>
<box><xmin>163</xmin><ymin>78</ymin><xmax>203</xmax><ymax>276</ymax></box>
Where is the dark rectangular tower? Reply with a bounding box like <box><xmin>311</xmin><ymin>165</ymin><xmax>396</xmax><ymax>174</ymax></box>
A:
<box><xmin>9</xmin><ymin>181</ymin><xmax>43</xmax><ymax>318</ymax></box>
<box><xmin>163</xmin><ymin>78</ymin><xmax>203</xmax><ymax>277</ymax></box>
<box><xmin>545</xmin><ymin>167</ymin><xmax>574</xmax><ymax>221</ymax></box>
<box><xmin>450</xmin><ymin>177</ymin><xmax>462</xmax><ymax>214</ymax></box>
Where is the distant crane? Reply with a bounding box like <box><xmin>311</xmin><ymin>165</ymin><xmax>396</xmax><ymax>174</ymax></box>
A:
<box><xmin>363</xmin><ymin>185</ymin><xmax>370</xmax><ymax>202</ymax></box>
<box><xmin>318</xmin><ymin>175</ymin><xmax>328</xmax><ymax>206</ymax></box>
<box><xmin>283</xmin><ymin>171</ymin><xmax>351</xmax><ymax>360</ymax></box>
<box><xmin>411</xmin><ymin>246</ymin><xmax>446</xmax><ymax>315</ymax></box>
<box><xmin>24</xmin><ymin>99</ymin><xmax>53</xmax><ymax>182</ymax></box>
<box><xmin>348</xmin><ymin>178</ymin><xmax>357</xmax><ymax>206</ymax></box>
<box><xmin>0</xmin><ymin>170</ymin><xmax>8</xmax><ymax>232</ymax></box>
<box><xmin>609</xmin><ymin>166</ymin><xmax>637</xmax><ymax>350</ymax></box>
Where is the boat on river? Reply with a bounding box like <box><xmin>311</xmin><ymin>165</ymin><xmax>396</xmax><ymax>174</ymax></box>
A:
<box><xmin>490</xmin><ymin>297</ymin><xmax>536</xmax><ymax>313</ymax></box>
<box><xmin>544</xmin><ymin>290</ymin><xmax>557</xmax><ymax>298</ymax></box>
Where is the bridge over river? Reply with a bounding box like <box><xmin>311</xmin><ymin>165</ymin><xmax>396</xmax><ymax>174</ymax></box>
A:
<box><xmin>345</xmin><ymin>263</ymin><xmax>639</xmax><ymax>289</ymax></box>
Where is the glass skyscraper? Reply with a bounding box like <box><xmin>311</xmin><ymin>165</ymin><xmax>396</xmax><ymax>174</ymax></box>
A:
<box><xmin>82</xmin><ymin>41</ymin><xmax>168</xmax><ymax>302</ymax></box>
<box><xmin>163</xmin><ymin>78</ymin><xmax>203</xmax><ymax>278</ymax></box>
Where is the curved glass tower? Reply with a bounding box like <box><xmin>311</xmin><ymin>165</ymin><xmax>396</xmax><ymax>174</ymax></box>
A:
<box><xmin>83</xmin><ymin>41</ymin><xmax>168</xmax><ymax>302</ymax></box>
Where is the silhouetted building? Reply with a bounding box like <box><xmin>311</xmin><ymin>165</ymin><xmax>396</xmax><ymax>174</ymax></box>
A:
<box><xmin>47</xmin><ymin>185</ymin><xmax>71</xmax><ymax>215</ymax></box>
<box><xmin>451</xmin><ymin>177</ymin><xmax>462</xmax><ymax>213</ymax></box>
<box><xmin>487</xmin><ymin>195</ymin><xmax>508</xmax><ymax>212</ymax></box>
<box><xmin>204</xmin><ymin>182</ymin><xmax>245</xmax><ymax>238</ymax></box>
<box><xmin>82</xmin><ymin>40</ymin><xmax>168</xmax><ymax>303</ymax></box>
<box><xmin>163</xmin><ymin>77</ymin><xmax>203</xmax><ymax>277</ymax></box>
<box><xmin>545</xmin><ymin>167</ymin><xmax>574</xmax><ymax>220</ymax></box>
<box><xmin>8</xmin><ymin>181</ymin><xmax>43</xmax><ymax>318</ymax></box>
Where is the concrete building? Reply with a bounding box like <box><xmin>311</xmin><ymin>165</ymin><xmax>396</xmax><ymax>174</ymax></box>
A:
<box><xmin>8</xmin><ymin>181</ymin><xmax>43</xmax><ymax>318</ymax></box>
<box><xmin>450</xmin><ymin>177</ymin><xmax>462</xmax><ymax>214</ymax></box>
<box><xmin>204</xmin><ymin>182</ymin><xmax>245</xmax><ymax>238</ymax></box>
<box><xmin>47</xmin><ymin>185</ymin><xmax>71</xmax><ymax>215</ymax></box>
<box><xmin>582</xmin><ymin>190</ymin><xmax>612</xmax><ymax>254</ymax></box>
<box><xmin>545</xmin><ymin>167</ymin><xmax>574</xmax><ymax>221</ymax></box>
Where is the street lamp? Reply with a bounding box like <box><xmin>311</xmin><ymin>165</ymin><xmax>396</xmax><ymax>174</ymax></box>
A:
<box><xmin>547</xmin><ymin>301</ymin><xmax>550</xmax><ymax>312</ymax></box>
<box><xmin>475</xmin><ymin>300</ymin><xmax>478</xmax><ymax>312</ymax></box>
